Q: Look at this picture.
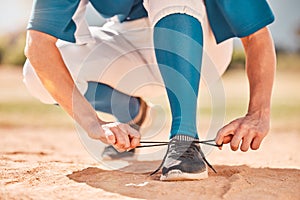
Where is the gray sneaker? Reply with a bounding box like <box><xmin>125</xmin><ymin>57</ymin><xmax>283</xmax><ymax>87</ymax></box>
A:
<box><xmin>101</xmin><ymin>145</ymin><xmax>135</xmax><ymax>160</ymax></box>
<box><xmin>153</xmin><ymin>135</ymin><xmax>215</xmax><ymax>181</ymax></box>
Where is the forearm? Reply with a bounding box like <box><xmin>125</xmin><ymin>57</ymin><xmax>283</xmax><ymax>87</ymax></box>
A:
<box><xmin>242</xmin><ymin>27</ymin><xmax>276</xmax><ymax>116</ymax></box>
<box><xmin>25</xmin><ymin>30</ymin><xmax>104</xmax><ymax>136</ymax></box>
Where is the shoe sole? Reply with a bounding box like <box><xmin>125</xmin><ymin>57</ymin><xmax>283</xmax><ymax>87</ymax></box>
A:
<box><xmin>160</xmin><ymin>169</ymin><xmax>208</xmax><ymax>181</ymax></box>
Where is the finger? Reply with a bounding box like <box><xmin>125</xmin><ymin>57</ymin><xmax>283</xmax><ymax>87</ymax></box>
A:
<box><xmin>102</xmin><ymin>126</ymin><xmax>116</xmax><ymax>145</ymax></box>
<box><xmin>223</xmin><ymin>135</ymin><xmax>233</xmax><ymax>144</ymax></box>
<box><xmin>251</xmin><ymin>136</ymin><xmax>263</xmax><ymax>150</ymax></box>
<box><xmin>230</xmin><ymin>128</ymin><xmax>245</xmax><ymax>151</ymax></box>
<box><xmin>129</xmin><ymin>136</ymin><xmax>140</xmax><ymax>149</ymax></box>
<box><xmin>119</xmin><ymin>124</ymin><xmax>140</xmax><ymax>138</ymax></box>
<box><xmin>112</xmin><ymin>126</ymin><xmax>131</xmax><ymax>151</ymax></box>
<box><xmin>240</xmin><ymin>132</ymin><xmax>255</xmax><ymax>152</ymax></box>
<box><xmin>216</xmin><ymin>132</ymin><xmax>234</xmax><ymax>150</ymax></box>
<box><xmin>216</xmin><ymin>135</ymin><xmax>232</xmax><ymax>151</ymax></box>
<box><xmin>110</xmin><ymin>127</ymin><xmax>125</xmax><ymax>152</ymax></box>
<box><xmin>102</xmin><ymin>122</ymin><xmax>128</xmax><ymax>150</ymax></box>
<box><xmin>119</xmin><ymin>126</ymin><xmax>131</xmax><ymax>150</ymax></box>
<box><xmin>216</xmin><ymin>122</ymin><xmax>239</xmax><ymax>146</ymax></box>
<box><xmin>119</xmin><ymin>124</ymin><xmax>141</xmax><ymax>148</ymax></box>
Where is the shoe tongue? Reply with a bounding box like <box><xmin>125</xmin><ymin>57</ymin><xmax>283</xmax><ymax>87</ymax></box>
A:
<box><xmin>173</xmin><ymin>134</ymin><xmax>198</xmax><ymax>142</ymax></box>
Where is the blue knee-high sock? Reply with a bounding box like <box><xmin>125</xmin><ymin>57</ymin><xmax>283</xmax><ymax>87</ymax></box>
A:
<box><xmin>154</xmin><ymin>14</ymin><xmax>203</xmax><ymax>139</ymax></box>
<box><xmin>84</xmin><ymin>82</ymin><xmax>140</xmax><ymax>123</ymax></box>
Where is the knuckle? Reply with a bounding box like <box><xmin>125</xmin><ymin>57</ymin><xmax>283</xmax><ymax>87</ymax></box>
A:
<box><xmin>234</xmin><ymin>133</ymin><xmax>243</xmax><ymax>141</ymax></box>
<box><xmin>123</xmin><ymin>124</ymin><xmax>130</xmax><ymax>129</ymax></box>
<box><xmin>248</xmin><ymin>129</ymin><xmax>256</xmax><ymax>136</ymax></box>
<box><xmin>218</xmin><ymin>131</ymin><xmax>225</xmax><ymax>137</ymax></box>
<box><xmin>117</xmin><ymin>123</ymin><xmax>127</xmax><ymax>130</ymax></box>
<box><xmin>110</xmin><ymin>126</ymin><xmax>119</xmax><ymax>132</ymax></box>
<box><xmin>218</xmin><ymin>129</ymin><xmax>227</xmax><ymax>137</ymax></box>
<box><xmin>239</xmin><ymin>124</ymin><xmax>249</xmax><ymax>130</ymax></box>
<box><xmin>134</xmin><ymin>132</ymin><xmax>141</xmax><ymax>139</ymax></box>
<box><xmin>219</xmin><ymin>124</ymin><xmax>229</xmax><ymax>132</ymax></box>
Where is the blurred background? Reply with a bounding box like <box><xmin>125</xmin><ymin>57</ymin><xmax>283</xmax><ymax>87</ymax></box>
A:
<box><xmin>0</xmin><ymin>0</ymin><xmax>299</xmax><ymax>135</ymax></box>
<box><xmin>0</xmin><ymin>2</ymin><xmax>299</xmax><ymax>198</ymax></box>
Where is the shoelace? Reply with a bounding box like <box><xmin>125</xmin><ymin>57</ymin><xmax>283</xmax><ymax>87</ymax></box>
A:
<box><xmin>137</xmin><ymin>139</ymin><xmax>221</xmax><ymax>148</ymax></box>
<box><xmin>137</xmin><ymin>139</ymin><xmax>220</xmax><ymax>175</ymax></box>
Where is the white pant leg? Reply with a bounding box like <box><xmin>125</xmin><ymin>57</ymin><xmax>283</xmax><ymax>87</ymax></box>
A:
<box><xmin>23</xmin><ymin>18</ymin><xmax>165</xmax><ymax>104</ymax></box>
<box><xmin>23</xmin><ymin>9</ymin><xmax>233</xmax><ymax>104</ymax></box>
<box><xmin>23</xmin><ymin>60</ymin><xmax>57</xmax><ymax>104</ymax></box>
<box><xmin>143</xmin><ymin>0</ymin><xmax>233</xmax><ymax>79</ymax></box>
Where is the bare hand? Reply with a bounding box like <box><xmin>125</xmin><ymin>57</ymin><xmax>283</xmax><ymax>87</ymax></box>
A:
<box><xmin>101</xmin><ymin>122</ymin><xmax>141</xmax><ymax>152</ymax></box>
<box><xmin>215</xmin><ymin>112</ymin><xmax>270</xmax><ymax>151</ymax></box>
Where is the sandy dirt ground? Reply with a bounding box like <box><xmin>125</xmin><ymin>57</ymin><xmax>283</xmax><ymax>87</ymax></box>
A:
<box><xmin>0</xmin><ymin>68</ymin><xmax>299</xmax><ymax>200</ymax></box>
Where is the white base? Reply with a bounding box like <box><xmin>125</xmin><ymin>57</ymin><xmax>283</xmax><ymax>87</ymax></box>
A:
<box><xmin>160</xmin><ymin>169</ymin><xmax>208</xmax><ymax>181</ymax></box>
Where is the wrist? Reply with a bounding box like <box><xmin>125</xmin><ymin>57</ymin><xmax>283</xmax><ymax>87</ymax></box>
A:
<box><xmin>248</xmin><ymin>100</ymin><xmax>271</xmax><ymax>116</ymax></box>
<box><xmin>79</xmin><ymin>115</ymin><xmax>106</xmax><ymax>140</ymax></box>
<box><xmin>247</xmin><ymin>107</ymin><xmax>270</xmax><ymax>120</ymax></box>
<box><xmin>73</xmin><ymin>107</ymin><xmax>104</xmax><ymax>136</ymax></box>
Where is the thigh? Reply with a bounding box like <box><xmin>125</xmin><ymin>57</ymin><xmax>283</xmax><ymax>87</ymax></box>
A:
<box><xmin>59</xmin><ymin>22</ymin><xmax>165</xmax><ymax>98</ymax></box>
<box><xmin>23</xmin><ymin>20</ymin><xmax>163</xmax><ymax>104</ymax></box>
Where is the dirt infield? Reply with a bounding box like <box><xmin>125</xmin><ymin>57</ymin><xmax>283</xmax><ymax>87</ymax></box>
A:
<box><xmin>0</xmin><ymin>128</ymin><xmax>299</xmax><ymax>200</ymax></box>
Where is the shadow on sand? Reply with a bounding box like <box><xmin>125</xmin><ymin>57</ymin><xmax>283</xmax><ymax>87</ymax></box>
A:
<box><xmin>67</xmin><ymin>160</ymin><xmax>300</xmax><ymax>200</ymax></box>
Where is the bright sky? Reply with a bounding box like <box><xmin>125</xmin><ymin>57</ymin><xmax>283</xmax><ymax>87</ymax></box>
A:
<box><xmin>0</xmin><ymin>0</ymin><xmax>33</xmax><ymax>35</ymax></box>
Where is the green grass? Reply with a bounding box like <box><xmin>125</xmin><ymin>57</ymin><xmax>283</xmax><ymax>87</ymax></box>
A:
<box><xmin>277</xmin><ymin>53</ymin><xmax>300</xmax><ymax>71</ymax></box>
<box><xmin>0</xmin><ymin>101</ymin><xmax>73</xmax><ymax>128</ymax></box>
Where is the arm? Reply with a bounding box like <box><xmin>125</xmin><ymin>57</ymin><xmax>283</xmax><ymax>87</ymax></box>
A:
<box><xmin>216</xmin><ymin>27</ymin><xmax>276</xmax><ymax>151</ymax></box>
<box><xmin>24</xmin><ymin>30</ymin><xmax>140</xmax><ymax>151</ymax></box>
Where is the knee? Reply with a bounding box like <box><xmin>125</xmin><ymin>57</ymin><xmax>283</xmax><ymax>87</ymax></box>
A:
<box><xmin>23</xmin><ymin>30</ymin><xmax>58</xmax><ymax>104</ymax></box>
<box><xmin>155</xmin><ymin>13</ymin><xmax>202</xmax><ymax>36</ymax></box>
<box><xmin>23</xmin><ymin>60</ymin><xmax>56</xmax><ymax>104</ymax></box>
<box><xmin>144</xmin><ymin>0</ymin><xmax>205</xmax><ymax>27</ymax></box>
